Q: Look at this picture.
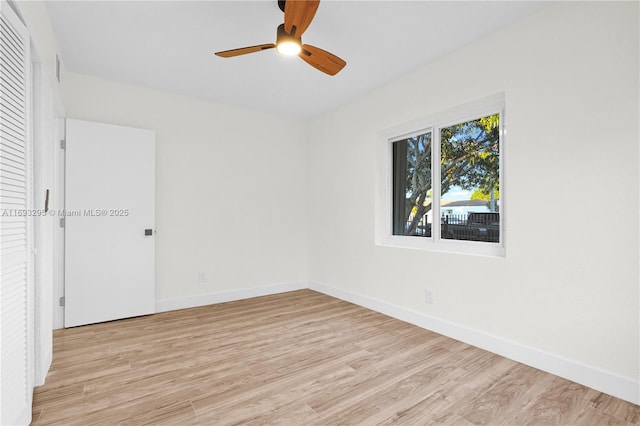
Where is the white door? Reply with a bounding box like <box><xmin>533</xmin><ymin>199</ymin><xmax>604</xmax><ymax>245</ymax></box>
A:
<box><xmin>64</xmin><ymin>119</ymin><xmax>155</xmax><ymax>327</ymax></box>
<box><xmin>1</xmin><ymin>4</ymin><xmax>33</xmax><ymax>424</ymax></box>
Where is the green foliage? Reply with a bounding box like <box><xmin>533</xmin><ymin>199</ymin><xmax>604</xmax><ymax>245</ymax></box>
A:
<box><xmin>399</xmin><ymin>113</ymin><xmax>500</xmax><ymax>235</ymax></box>
<box><xmin>440</xmin><ymin>113</ymin><xmax>499</xmax><ymax>195</ymax></box>
<box><xmin>479</xmin><ymin>115</ymin><xmax>500</xmax><ymax>132</ymax></box>
<box><xmin>470</xmin><ymin>188</ymin><xmax>500</xmax><ymax>201</ymax></box>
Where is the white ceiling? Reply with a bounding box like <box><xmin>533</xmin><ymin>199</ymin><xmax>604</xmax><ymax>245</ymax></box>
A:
<box><xmin>46</xmin><ymin>1</ymin><xmax>552</xmax><ymax>118</ymax></box>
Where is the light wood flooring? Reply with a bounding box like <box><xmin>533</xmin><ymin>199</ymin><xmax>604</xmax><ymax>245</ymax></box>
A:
<box><xmin>31</xmin><ymin>289</ymin><xmax>639</xmax><ymax>425</ymax></box>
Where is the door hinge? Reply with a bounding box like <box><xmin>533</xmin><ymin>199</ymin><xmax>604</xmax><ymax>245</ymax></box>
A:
<box><xmin>59</xmin><ymin>296</ymin><xmax>65</xmax><ymax>307</ymax></box>
<box><xmin>59</xmin><ymin>218</ymin><xmax>65</xmax><ymax>228</ymax></box>
<box><xmin>60</xmin><ymin>139</ymin><xmax>66</xmax><ymax>149</ymax></box>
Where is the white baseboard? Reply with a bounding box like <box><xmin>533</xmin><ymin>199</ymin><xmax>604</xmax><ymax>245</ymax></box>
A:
<box><xmin>13</xmin><ymin>406</ymin><xmax>31</xmax><ymax>426</ymax></box>
<box><xmin>308</xmin><ymin>281</ymin><xmax>640</xmax><ymax>406</ymax></box>
<box><xmin>155</xmin><ymin>281</ymin><xmax>307</xmax><ymax>313</ymax></box>
<box><xmin>35</xmin><ymin>348</ymin><xmax>52</xmax><ymax>386</ymax></box>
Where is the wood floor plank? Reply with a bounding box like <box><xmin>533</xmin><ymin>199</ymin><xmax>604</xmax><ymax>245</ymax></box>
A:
<box><xmin>373</xmin><ymin>378</ymin><xmax>481</xmax><ymax>425</ymax></box>
<box><xmin>590</xmin><ymin>392</ymin><xmax>640</xmax><ymax>424</ymax></box>
<box><xmin>31</xmin><ymin>289</ymin><xmax>638</xmax><ymax>425</ymax></box>
<box><xmin>572</xmin><ymin>405</ymin><xmax>636</xmax><ymax>426</ymax></box>
<box><xmin>503</xmin><ymin>376</ymin><xmax>598</xmax><ymax>425</ymax></box>
<box><xmin>320</xmin><ymin>361</ymin><xmax>460</xmax><ymax>424</ymax></box>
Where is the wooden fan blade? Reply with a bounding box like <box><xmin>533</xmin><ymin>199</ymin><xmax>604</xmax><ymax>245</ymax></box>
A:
<box><xmin>299</xmin><ymin>44</ymin><xmax>346</xmax><ymax>76</ymax></box>
<box><xmin>215</xmin><ymin>44</ymin><xmax>276</xmax><ymax>58</ymax></box>
<box><xmin>284</xmin><ymin>0</ymin><xmax>320</xmax><ymax>37</ymax></box>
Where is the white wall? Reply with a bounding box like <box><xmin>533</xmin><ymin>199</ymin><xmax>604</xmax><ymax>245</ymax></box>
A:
<box><xmin>307</xmin><ymin>1</ymin><xmax>639</xmax><ymax>402</ymax></box>
<box><xmin>62</xmin><ymin>74</ymin><xmax>309</xmax><ymax>309</ymax></box>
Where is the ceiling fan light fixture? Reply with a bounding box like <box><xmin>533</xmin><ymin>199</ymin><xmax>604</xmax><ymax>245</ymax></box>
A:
<box><xmin>276</xmin><ymin>23</ymin><xmax>301</xmax><ymax>56</ymax></box>
<box><xmin>214</xmin><ymin>2</ymin><xmax>346</xmax><ymax>76</ymax></box>
<box><xmin>277</xmin><ymin>41</ymin><xmax>301</xmax><ymax>56</ymax></box>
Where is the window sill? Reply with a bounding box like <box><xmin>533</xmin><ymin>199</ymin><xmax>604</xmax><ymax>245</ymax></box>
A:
<box><xmin>380</xmin><ymin>235</ymin><xmax>506</xmax><ymax>258</ymax></box>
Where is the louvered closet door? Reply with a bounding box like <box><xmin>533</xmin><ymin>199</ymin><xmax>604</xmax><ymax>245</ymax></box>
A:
<box><xmin>0</xmin><ymin>3</ymin><xmax>32</xmax><ymax>425</ymax></box>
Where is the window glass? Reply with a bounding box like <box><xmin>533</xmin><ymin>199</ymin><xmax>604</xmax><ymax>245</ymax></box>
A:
<box><xmin>440</xmin><ymin>114</ymin><xmax>500</xmax><ymax>243</ymax></box>
<box><xmin>392</xmin><ymin>131</ymin><xmax>432</xmax><ymax>236</ymax></box>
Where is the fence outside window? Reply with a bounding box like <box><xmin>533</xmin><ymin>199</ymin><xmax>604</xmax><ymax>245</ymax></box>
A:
<box><xmin>405</xmin><ymin>212</ymin><xmax>500</xmax><ymax>243</ymax></box>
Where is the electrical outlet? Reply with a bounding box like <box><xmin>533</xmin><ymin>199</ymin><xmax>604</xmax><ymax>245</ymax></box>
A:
<box><xmin>197</xmin><ymin>272</ymin><xmax>206</xmax><ymax>283</ymax></box>
<box><xmin>425</xmin><ymin>289</ymin><xmax>434</xmax><ymax>304</ymax></box>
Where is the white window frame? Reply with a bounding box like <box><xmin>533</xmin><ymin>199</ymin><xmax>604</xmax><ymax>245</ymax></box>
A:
<box><xmin>377</xmin><ymin>93</ymin><xmax>506</xmax><ymax>257</ymax></box>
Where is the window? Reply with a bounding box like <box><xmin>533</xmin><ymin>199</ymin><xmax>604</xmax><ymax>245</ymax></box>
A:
<box><xmin>382</xmin><ymin>95</ymin><xmax>504</xmax><ymax>256</ymax></box>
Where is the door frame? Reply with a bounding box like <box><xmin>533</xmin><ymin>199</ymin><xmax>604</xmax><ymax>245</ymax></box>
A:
<box><xmin>52</xmin><ymin>112</ymin><xmax>65</xmax><ymax>330</ymax></box>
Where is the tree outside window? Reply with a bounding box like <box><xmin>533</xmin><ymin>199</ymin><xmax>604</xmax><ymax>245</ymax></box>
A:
<box><xmin>392</xmin><ymin>113</ymin><xmax>501</xmax><ymax>244</ymax></box>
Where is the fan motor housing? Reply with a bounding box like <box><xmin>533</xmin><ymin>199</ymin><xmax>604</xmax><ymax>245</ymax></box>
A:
<box><xmin>276</xmin><ymin>23</ymin><xmax>301</xmax><ymax>47</ymax></box>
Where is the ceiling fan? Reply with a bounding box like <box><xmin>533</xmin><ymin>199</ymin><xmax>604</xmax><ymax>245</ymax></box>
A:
<box><xmin>215</xmin><ymin>0</ymin><xmax>346</xmax><ymax>76</ymax></box>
